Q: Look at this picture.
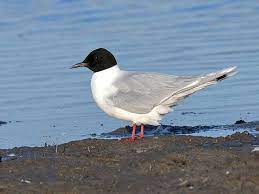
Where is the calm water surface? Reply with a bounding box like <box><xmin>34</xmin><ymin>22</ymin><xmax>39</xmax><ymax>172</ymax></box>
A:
<box><xmin>0</xmin><ymin>0</ymin><xmax>259</xmax><ymax>148</ymax></box>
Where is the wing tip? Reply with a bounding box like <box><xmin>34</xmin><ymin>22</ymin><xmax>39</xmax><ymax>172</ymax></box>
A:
<box><xmin>216</xmin><ymin>66</ymin><xmax>237</xmax><ymax>81</ymax></box>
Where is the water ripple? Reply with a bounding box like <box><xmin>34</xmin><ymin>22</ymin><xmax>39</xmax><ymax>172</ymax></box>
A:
<box><xmin>0</xmin><ymin>0</ymin><xmax>258</xmax><ymax>148</ymax></box>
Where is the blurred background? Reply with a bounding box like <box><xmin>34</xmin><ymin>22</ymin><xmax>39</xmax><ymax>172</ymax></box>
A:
<box><xmin>0</xmin><ymin>0</ymin><xmax>258</xmax><ymax>148</ymax></box>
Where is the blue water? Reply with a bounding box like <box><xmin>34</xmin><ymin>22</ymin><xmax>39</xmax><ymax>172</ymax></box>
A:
<box><xmin>0</xmin><ymin>0</ymin><xmax>259</xmax><ymax>148</ymax></box>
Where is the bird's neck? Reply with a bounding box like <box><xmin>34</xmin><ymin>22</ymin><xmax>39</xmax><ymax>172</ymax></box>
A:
<box><xmin>92</xmin><ymin>65</ymin><xmax>121</xmax><ymax>81</ymax></box>
<box><xmin>94</xmin><ymin>65</ymin><xmax>121</xmax><ymax>75</ymax></box>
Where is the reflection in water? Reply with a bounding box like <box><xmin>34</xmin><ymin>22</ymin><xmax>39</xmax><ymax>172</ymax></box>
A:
<box><xmin>0</xmin><ymin>0</ymin><xmax>259</xmax><ymax>148</ymax></box>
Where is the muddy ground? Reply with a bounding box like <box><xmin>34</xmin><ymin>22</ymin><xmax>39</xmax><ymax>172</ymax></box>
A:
<box><xmin>0</xmin><ymin>131</ymin><xmax>259</xmax><ymax>194</ymax></box>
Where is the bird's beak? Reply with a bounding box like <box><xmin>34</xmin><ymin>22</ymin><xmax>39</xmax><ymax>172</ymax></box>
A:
<box><xmin>70</xmin><ymin>62</ymin><xmax>88</xmax><ymax>69</ymax></box>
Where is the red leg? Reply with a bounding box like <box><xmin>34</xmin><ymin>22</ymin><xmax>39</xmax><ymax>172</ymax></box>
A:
<box><xmin>120</xmin><ymin>123</ymin><xmax>137</xmax><ymax>142</ymax></box>
<box><xmin>131</xmin><ymin>123</ymin><xmax>136</xmax><ymax>141</ymax></box>
<box><xmin>140</xmin><ymin>124</ymin><xmax>144</xmax><ymax>139</ymax></box>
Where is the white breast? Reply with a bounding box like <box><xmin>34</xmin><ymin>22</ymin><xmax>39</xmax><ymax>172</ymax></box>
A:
<box><xmin>91</xmin><ymin>65</ymin><xmax>121</xmax><ymax>116</ymax></box>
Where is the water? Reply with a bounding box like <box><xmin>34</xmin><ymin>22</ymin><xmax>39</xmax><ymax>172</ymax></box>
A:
<box><xmin>0</xmin><ymin>0</ymin><xmax>258</xmax><ymax>148</ymax></box>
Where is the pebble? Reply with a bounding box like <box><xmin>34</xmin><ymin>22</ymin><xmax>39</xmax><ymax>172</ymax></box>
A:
<box><xmin>178</xmin><ymin>180</ymin><xmax>188</xmax><ymax>186</ymax></box>
<box><xmin>7</xmin><ymin>153</ymin><xmax>16</xmax><ymax>157</ymax></box>
<box><xmin>251</xmin><ymin>147</ymin><xmax>259</xmax><ymax>152</ymax></box>
<box><xmin>136</xmin><ymin>149</ymin><xmax>146</xmax><ymax>154</ymax></box>
<box><xmin>21</xmin><ymin>179</ymin><xmax>31</xmax><ymax>184</ymax></box>
<box><xmin>0</xmin><ymin>121</ymin><xmax>7</xmax><ymax>125</ymax></box>
<box><xmin>234</xmin><ymin>120</ymin><xmax>246</xmax><ymax>124</ymax></box>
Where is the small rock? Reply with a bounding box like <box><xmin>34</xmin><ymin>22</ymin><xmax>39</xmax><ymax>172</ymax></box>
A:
<box><xmin>7</xmin><ymin>153</ymin><xmax>16</xmax><ymax>157</ymax></box>
<box><xmin>251</xmin><ymin>147</ymin><xmax>259</xmax><ymax>152</ymax></box>
<box><xmin>178</xmin><ymin>180</ymin><xmax>188</xmax><ymax>186</ymax></box>
<box><xmin>202</xmin><ymin>177</ymin><xmax>209</xmax><ymax>183</ymax></box>
<box><xmin>225</xmin><ymin>170</ymin><xmax>230</xmax><ymax>175</ymax></box>
<box><xmin>136</xmin><ymin>149</ymin><xmax>146</xmax><ymax>154</ymax></box>
<box><xmin>109</xmin><ymin>126</ymin><xmax>132</xmax><ymax>135</ymax></box>
<box><xmin>256</xmin><ymin>125</ymin><xmax>259</xmax><ymax>131</ymax></box>
<box><xmin>21</xmin><ymin>179</ymin><xmax>31</xmax><ymax>184</ymax></box>
<box><xmin>0</xmin><ymin>121</ymin><xmax>7</xmax><ymax>126</ymax></box>
<box><xmin>181</xmin><ymin>112</ymin><xmax>196</xmax><ymax>115</ymax></box>
<box><xmin>235</xmin><ymin>120</ymin><xmax>246</xmax><ymax>124</ymax></box>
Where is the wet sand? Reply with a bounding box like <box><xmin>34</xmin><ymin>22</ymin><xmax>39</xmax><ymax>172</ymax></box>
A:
<box><xmin>0</xmin><ymin>131</ymin><xmax>259</xmax><ymax>193</ymax></box>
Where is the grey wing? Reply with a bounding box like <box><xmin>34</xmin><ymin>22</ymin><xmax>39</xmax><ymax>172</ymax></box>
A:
<box><xmin>106</xmin><ymin>72</ymin><xmax>199</xmax><ymax>114</ymax></box>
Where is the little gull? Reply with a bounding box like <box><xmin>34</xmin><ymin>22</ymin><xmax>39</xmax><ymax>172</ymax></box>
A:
<box><xmin>71</xmin><ymin>48</ymin><xmax>237</xmax><ymax>141</ymax></box>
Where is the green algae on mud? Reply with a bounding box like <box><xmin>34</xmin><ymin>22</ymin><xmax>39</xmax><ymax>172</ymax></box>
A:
<box><xmin>0</xmin><ymin>132</ymin><xmax>259</xmax><ymax>194</ymax></box>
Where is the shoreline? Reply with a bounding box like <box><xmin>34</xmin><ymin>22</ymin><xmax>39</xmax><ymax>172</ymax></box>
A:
<box><xmin>0</xmin><ymin>132</ymin><xmax>259</xmax><ymax>193</ymax></box>
<box><xmin>1</xmin><ymin>120</ymin><xmax>258</xmax><ymax>149</ymax></box>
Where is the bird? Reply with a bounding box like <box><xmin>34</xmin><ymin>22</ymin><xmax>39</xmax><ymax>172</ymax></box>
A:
<box><xmin>71</xmin><ymin>48</ymin><xmax>237</xmax><ymax>141</ymax></box>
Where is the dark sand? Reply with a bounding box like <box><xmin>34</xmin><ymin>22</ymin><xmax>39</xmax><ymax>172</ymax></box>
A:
<box><xmin>0</xmin><ymin>131</ymin><xmax>259</xmax><ymax>194</ymax></box>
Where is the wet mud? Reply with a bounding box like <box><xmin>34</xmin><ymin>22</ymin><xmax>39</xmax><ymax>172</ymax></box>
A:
<box><xmin>0</xmin><ymin>132</ymin><xmax>259</xmax><ymax>193</ymax></box>
<box><xmin>102</xmin><ymin>120</ymin><xmax>259</xmax><ymax>138</ymax></box>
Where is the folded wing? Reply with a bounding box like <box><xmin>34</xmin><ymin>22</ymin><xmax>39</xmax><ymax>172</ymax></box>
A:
<box><xmin>106</xmin><ymin>67</ymin><xmax>236</xmax><ymax>114</ymax></box>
